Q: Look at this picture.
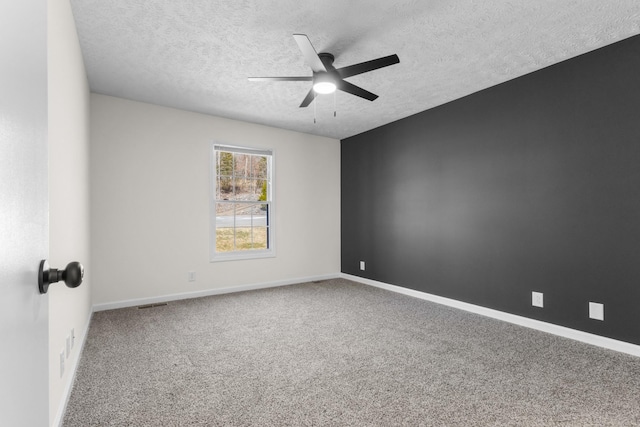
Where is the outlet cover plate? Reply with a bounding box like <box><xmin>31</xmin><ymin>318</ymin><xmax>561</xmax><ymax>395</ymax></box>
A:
<box><xmin>359</xmin><ymin>261</ymin><xmax>365</xmax><ymax>271</ymax></box>
<box><xmin>589</xmin><ymin>302</ymin><xmax>604</xmax><ymax>321</ymax></box>
<box><xmin>188</xmin><ymin>271</ymin><xmax>196</xmax><ymax>282</ymax></box>
<box><xmin>532</xmin><ymin>291</ymin><xmax>544</xmax><ymax>308</ymax></box>
<box><xmin>59</xmin><ymin>351</ymin><xmax>65</xmax><ymax>377</ymax></box>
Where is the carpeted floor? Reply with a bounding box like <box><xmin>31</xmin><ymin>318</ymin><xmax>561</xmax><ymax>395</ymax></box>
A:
<box><xmin>63</xmin><ymin>278</ymin><xmax>640</xmax><ymax>426</ymax></box>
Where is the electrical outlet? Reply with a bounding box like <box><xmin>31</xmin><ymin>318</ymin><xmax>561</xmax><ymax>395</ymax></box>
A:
<box><xmin>188</xmin><ymin>271</ymin><xmax>196</xmax><ymax>282</ymax></box>
<box><xmin>59</xmin><ymin>350</ymin><xmax>65</xmax><ymax>377</ymax></box>
<box><xmin>589</xmin><ymin>302</ymin><xmax>604</xmax><ymax>321</ymax></box>
<box><xmin>360</xmin><ymin>261</ymin><xmax>365</xmax><ymax>271</ymax></box>
<box><xmin>532</xmin><ymin>291</ymin><xmax>544</xmax><ymax>308</ymax></box>
<box><xmin>65</xmin><ymin>335</ymin><xmax>71</xmax><ymax>358</ymax></box>
<box><xmin>71</xmin><ymin>328</ymin><xmax>75</xmax><ymax>349</ymax></box>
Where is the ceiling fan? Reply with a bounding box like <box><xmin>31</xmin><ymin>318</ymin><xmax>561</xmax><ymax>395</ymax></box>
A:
<box><xmin>249</xmin><ymin>34</ymin><xmax>400</xmax><ymax>107</ymax></box>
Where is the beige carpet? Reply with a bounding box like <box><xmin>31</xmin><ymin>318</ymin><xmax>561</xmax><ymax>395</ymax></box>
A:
<box><xmin>63</xmin><ymin>278</ymin><xmax>640</xmax><ymax>426</ymax></box>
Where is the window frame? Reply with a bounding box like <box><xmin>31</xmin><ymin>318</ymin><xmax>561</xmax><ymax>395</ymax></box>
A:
<box><xmin>209</xmin><ymin>143</ymin><xmax>275</xmax><ymax>262</ymax></box>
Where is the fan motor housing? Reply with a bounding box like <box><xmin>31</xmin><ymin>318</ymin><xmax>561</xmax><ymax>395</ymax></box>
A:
<box><xmin>318</xmin><ymin>52</ymin><xmax>335</xmax><ymax>69</ymax></box>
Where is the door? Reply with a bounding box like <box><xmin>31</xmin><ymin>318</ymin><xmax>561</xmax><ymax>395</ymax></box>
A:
<box><xmin>0</xmin><ymin>0</ymin><xmax>50</xmax><ymax>425</ymax></box>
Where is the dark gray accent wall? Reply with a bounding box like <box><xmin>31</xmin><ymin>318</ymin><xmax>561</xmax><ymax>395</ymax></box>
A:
<box><xmin>341</xmin><ymin>35</ymin><xmax>640</xmax><ymax>345</ymax></box>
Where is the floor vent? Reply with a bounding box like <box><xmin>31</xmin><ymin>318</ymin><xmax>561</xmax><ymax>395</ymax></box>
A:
<box><xmin>137</xmin><ymin>302</ymin><xmax>168</xmax><ymax>309</ymax></box>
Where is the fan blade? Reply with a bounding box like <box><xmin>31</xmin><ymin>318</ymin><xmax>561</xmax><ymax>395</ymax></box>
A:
<box><xmin>299</xmin><ymin>88</ymin><xmax>316</xmax><ymax>108</ymax></box>
<box><xmin>337</xmin><ymin>80</ymin><xmax>378</xmax><ymax>101</ymax></box>
<box><xmin>336</xmin><ymin>54</ymin><xmax>399</xmax><ymax>79</ymax></box>
<box><xmin>293</xmin><ymin>34</ymin><xmax>327</xmax><ymax>73</ymax></box>
<box><xmin>248</xmin><ymin>76</ymin><xmax>312</xmax><ymax>82</ymax></box>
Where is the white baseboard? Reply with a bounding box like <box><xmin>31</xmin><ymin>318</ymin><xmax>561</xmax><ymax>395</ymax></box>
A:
<box><xmin>92</xmin><ymin>273</ymin><xmax>340</xmax><ymax>312</ymax></box>
<box><xmin>52</xmin><ymin>309</ymin><xmax>93</xmax><ymax>427</ymax></box>
<box><xmin>342</xmin><ymin>273</ymin><xmax>640</xmax><ymax>358</ymax></box>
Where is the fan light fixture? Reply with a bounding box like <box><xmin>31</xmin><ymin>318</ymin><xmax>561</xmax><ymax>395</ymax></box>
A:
<box><xmin>313</xmin><ymin>73</ymin><xmax>336</xmax><ymax>94</ymax></box>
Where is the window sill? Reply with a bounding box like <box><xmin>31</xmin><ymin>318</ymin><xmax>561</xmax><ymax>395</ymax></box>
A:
<box><xmin>210</xmin><ymin>249</ymin><xmax>276</xmax><ymax>263</ymax></box>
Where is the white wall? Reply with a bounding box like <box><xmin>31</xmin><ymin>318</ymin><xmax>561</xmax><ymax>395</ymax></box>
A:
<box><xmin>48</xmin><ymin>0</ymin><xmax>91</xmax><ymax>424</ymax></box>
<box><xmin>90</xmin><ymin>94</ymin><xmax>341</xmax><ymax>305</ymax></box>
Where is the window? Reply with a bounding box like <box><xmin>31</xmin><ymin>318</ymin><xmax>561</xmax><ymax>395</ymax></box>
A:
<box><xmin>210</xmin><ymin>144</ymin><xmax>274</xmax><ymax>261</ymax></box>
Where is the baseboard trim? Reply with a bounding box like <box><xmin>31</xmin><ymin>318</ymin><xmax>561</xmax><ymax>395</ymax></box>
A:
<box><xmin>342</xmin><ymin>273</ymin><xmax>640</xmax><ymax>358</ymax></box>
<box><xmin>92</xmin><ymin>273</ymin><xmax>341</xmax><ymax>312</ymax></box>
<box><xmin>52</xmin><ymin>309</ymin><xmax>93</xmax><ymax>427</ymax></box>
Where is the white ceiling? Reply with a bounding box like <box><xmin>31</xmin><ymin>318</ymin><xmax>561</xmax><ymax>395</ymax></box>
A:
<box><xmin>70</xmin><ymin>0</ymin><xmax>640</xmax><ymax>140</ymax></box>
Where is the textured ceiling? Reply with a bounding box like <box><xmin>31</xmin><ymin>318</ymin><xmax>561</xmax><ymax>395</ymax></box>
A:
<box><xmin>70</xmin><ymin>0</ymin><xmax>640</xmax><ymax>140</ymax></box>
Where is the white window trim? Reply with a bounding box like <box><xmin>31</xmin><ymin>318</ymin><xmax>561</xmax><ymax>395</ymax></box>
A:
<box><xmin>209</xmin><ymin>142</ymin><xmax>276</xmax><ymax>262</ymax></box>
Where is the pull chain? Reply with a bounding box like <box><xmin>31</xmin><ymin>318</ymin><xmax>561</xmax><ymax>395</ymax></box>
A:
<box><xmin>312</xmin><ymin>92</ymin><xmax>338</xmax><ymax>122</ymax></box>
<box><xmin>333</xmin><ymin>90</ymin><xmax>336</xmax><ymax>117</ymax></box>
